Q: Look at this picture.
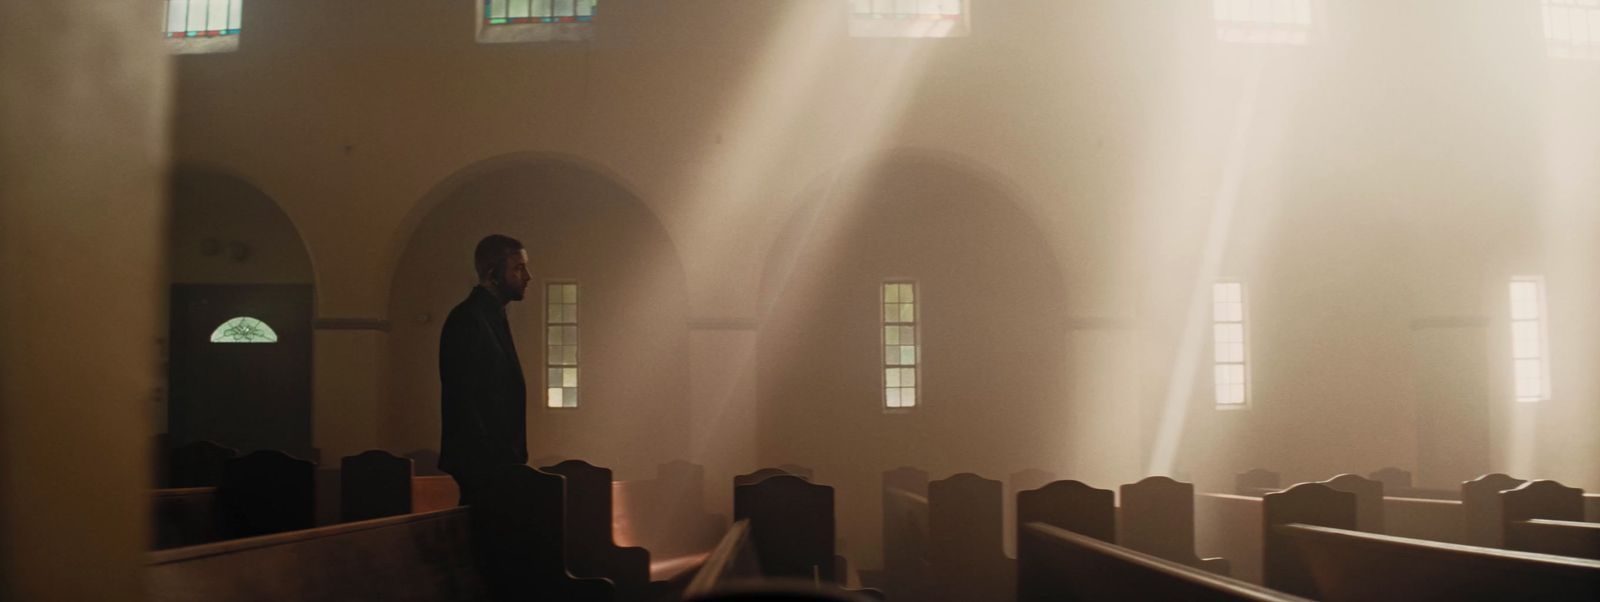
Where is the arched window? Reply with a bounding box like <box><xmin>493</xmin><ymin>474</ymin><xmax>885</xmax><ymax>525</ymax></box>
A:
<box><xmin>210</xmin><ymin>317</ymin><xmax>279</xmax><ymax>344</ymax></box>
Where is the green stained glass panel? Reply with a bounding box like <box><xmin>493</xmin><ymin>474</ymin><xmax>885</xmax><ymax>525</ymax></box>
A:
<box><xmin>209</xmin><ymin>316</ymin><xmax>278</xmax><ymax>343</ymax></box>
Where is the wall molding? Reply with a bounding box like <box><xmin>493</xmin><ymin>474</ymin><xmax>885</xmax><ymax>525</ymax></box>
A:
<box><xmin>314</xmin><ymin>318</ymin><xmax>391</xmax><ymax>332</ymax></box>
<box><xmin>688</xmin><ymin>318</ymin><xmax>760</xmax><ymax>331</ymax></box>
<box><xmin>1410</xmin><ymin>316</ymin><xmax>1490</xmax><ymax>330</ymax></box>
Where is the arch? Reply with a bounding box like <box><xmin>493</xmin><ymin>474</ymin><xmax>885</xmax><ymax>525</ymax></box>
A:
<box><xmin>385</xmin><ymin>156</ymin><xmax>691</xmax><ymax>476</ymax></box>
<box><xmin>382</xmin><ymin>151</ymin><xmax>679</xmax><ymax>304</ymax></box>
<box><xmin>168</xmin><ymin>166</ymin><xmax>317</xmax><ymax>288</ymax></box>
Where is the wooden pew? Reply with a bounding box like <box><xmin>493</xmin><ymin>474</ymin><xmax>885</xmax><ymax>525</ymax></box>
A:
<box><xmin>683</xmin><ymin>520</ymin><xmax>761</xmax><ymax>597</ymax></box>
<box><xmin>1381</xmin><ymin>494</ymin><xmax>1464</xmax><ymax>543</ymax></box>
<box><xmin>1462</xmin><ymin>472</ymin><xmax>1526</xmax><ymax>547</ymax></box>
<box><xmin>928</xmin><ymin>473</ymin><xmax>1013</xmax><ymax>602</ymax></box>
<box><xmin>734</xmin><ymin>467</ymin><xmax>802</xmax><ymax>487</ymax></box>
<box><xmin>1017</xmin><ymin>523</ymin><xmax>1308</xmax><ymax>602</ymax></box>
<box><xmin>873</xmin><ymin>467</ymin><xmax>930</xmax><ymax>600</ymax></box>
<box><xmin>412</xmin><ymin>474</ymin><xmax>460</xmax><ymax>513</ymax></box>
<box><xmin>1368</xmin><ymin>466</ymin><xmax>1455</xmax><ymax>500</ymax></box>
<box><xmin>219</xmin><ymin>450</ymin><xmax>316</xmax><ymax>538</ymax></box>
<box><xmin>1502</xmin><ymin>480</ymin><xmax>1600</xmax><ymax>560</ymax></box>
<box><xmin>1587</xmin><ymin>493</ymin><xmax>1600</xmax><ymax>522</ymax></box>
<box><xmin>1275</xmin><ymin>523</ymin><xmax>1600</xmax><ymax>600</ymax></box>
<box><xmin>168</xmin><ymin>440</ymin><xmax>237</xmax><ymax>488</ymax></box>
<box><xmin>1235</xmin><ymin>469</ymin><xmax>1281</xmax><ymax>497</ymax></box>
<box><xmin>1196</xmin><ymin>493</ymin><xmax>1264</xmax><ymax>583</ymax></box>
<box><xmin>1004</xmin><ymin>468</ymin><xmax>1056</xmax><ymax>557</ymax></box>
<box><xmin>614</xmin><ymin>460</ymin><xmax>724</xmax><ymax>563</ymax></box>
<box><xmin>1321</xmin><ymin>474</ymin><xmax>1384</xmax><ymax>533</ymax></box>
<box><xmin>148</xmin><ymin>508</ymin><xmax>485</xmax><ymax>601</ymax></box>
<box><xmin>543</xmin><ymin>460</ymin><xmax>654</xmax><ymax>601</ymax></box>
<box><xmin>734</xmin><ymin>474</ymin><xmax>836</xmax><ymax>582</ymax></box>
<box><xmin>1261</xmin><ymin>483</ymin><xmax>1358</xmax><ymax>598</ymax></box>
<box><xmin>152</xmin><ymin>486</ymin><xmax>221</xmax><ymax>550</ymax></box>
<box><xmin>341</xmin><ymin>450</ymin><xmax>412</xmax><ymax>522</ymax></box>
<box><xmin>1120</xmin><ymin>476</ymin><xmax>1230</xmax><ymax>574</ymax></box>
<box><xmin>476</xmin><ymin>464</ymin><xmax>612</xmax><ymax>600</ymax></box>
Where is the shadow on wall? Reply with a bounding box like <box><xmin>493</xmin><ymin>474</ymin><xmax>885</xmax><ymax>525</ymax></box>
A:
<box><xmin>385</xmin><ymin>157</ymin><xmax>690</xmax><ymax>479</ymax></box>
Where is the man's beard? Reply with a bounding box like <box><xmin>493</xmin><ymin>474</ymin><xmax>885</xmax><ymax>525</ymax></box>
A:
<box><xmin>497</xmin><ymin>277</ymin><xmax>525</xmax><ymax>301</ymax></box>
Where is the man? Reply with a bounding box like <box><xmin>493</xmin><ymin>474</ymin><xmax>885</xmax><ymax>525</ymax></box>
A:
<box><xmin>439</xmin><ymin>234</ymin><xmax>532</xmax><ymax>505</ymax></box>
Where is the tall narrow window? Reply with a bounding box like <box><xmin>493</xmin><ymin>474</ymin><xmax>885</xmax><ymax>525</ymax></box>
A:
<box><xmin>1510</xmin><ymin>277</ymin><xmax>1551</xmax><ymax>403</ymax></box>
<box><xmin>1213</xmin><ymin>282</ymin><xmax>1248</xmax><ymax>407</ymax></box>
<box><xmin>850</xmin><ymin>0</ymin><xmax>969</xmax><ymax>39</ymax></box>
<box><xmin>1544</xmin><ymin>0</ymin><xmax>1600</xmax><ymax>60</ymax></box>
<box><xmin>1213</xmin><ymin>0</ymin><xmax>1317</xmax><ymax>45</ymax></box>
<box><xmin>480</xmin><ymin>0</ymin><xmax>597</xmax><ymax>43</ymax></box>
<box><xmin>883</xmin><ymin>282</ymin><xmax>918</xmax><ymax>409</ymax></box>
<box><xmin>163</xmin><ymin>0</ymin><xmax>242</xmax><ymax>54</ymax></box>
<box><xmin>546</xmin><ymin>283</ymin><xmax>579</xmax><ymax>408</ymax></box>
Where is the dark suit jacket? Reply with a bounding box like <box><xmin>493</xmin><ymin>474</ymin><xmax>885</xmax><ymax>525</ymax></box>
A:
<box><xmin>438</xmin><ymin>286</ymin><xmax>528</xmax><ymax>481</ymax></box>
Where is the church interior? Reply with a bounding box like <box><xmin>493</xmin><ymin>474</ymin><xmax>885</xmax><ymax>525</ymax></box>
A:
<box><xmin>2</xmin><ymin>0</ymin><xmax>1599</xmax><ymax>600</ymax></box>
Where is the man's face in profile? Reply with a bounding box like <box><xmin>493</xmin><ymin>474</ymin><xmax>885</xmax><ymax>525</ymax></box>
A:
<box><xmin>496</xmin><ymin>249</ymin><xmax>531</xmax><ymax>301</ymax></box>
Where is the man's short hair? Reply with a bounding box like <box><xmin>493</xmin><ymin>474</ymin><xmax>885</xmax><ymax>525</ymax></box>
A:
<box><xmin>474</xmin><ymin>234</ymin><xmax>524</xmax><ymax>280</ymax></box>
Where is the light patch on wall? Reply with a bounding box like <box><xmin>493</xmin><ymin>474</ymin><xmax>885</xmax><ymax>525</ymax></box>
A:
<box><xmin>1509</xmin><ymin>276</ymin><xmax>1551</xmax><ymax>403</ymax></box>
<box><xmin>850</xmin><ymin>0</ymin><xmax>969</xmax><ymax>38</ymax></box>
<box><xmin>1213</xmin><ymin>0</ymin><xmax>1317</xmax><ymax>45</ymax></box>
<box><xmin>164</xmin><ymin>0</ymin><xmax>241</xmax><ymax>54</ymax></box>
<box><xmin>546</xmin><ymin>282</ymin><xmax>580</xmax><ymax>408</ymax></box>
<box><xmin>209</xmin><ymin>317</ymin><xmax>277</xmax><ymax>343</ymax></box>
<box><xmin>1544</xmin><ymin>0</ymin><xmax>1600</xmax><ymax>60</ymax></box>
<box><xmin>479</xmin><ymin>0</ymin><xmax>596</xmax><ymax>43</ymax></box>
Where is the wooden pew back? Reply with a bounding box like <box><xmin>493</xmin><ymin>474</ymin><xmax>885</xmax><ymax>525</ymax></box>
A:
<box><xmin>734</xmin><ymin>474</ymin><xmax>835</xmax><ymax>583</ymax></box>
<box><xmin>219</xmin><ymin>450</ymin><xmax>315</xmax><ymax>538</ymax></box>
<box><xmin>340</xmin><ymin>450</ymin><xmax>413</xmax><ymax>522</ymax></box>
<box><xmin>1261</xmin><ymin>483</ymin><xmax>1357</xmax><ymax>598</ymax></box>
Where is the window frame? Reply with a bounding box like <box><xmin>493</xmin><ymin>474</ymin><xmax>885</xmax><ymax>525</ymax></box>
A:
<box><xmin>544</xmin><ymin>281</ymin><xmax>581</xmax><ymax>410</ymax></box>
<box><xmin>1509</xmin><ymin>276</ymin><xmax>1552</xmax><ymax>403</ymax></box>
<box><xmin>1212</xmin><ymin>281</ymin><xmax>1251</xmax><ymax>410</ymax></box>
<box><xmin>163</xmin><ymin>0</ymin><xmax>243</xmax><ymax>55</ymax></box>
<box><xmin>1211</xmin><ymin>0</ymin><xmax>1322</xmax><ymax>46</ymax></box>
<box><xmin>881</xmin><ymin>280</ymin><xmax>921</xmax><ymax>412</ymax></box>
<box><xmin>849</xmin><ymin>0</ymin><xmax>971</xmax><ymax>39</ymax></box>
<box><xmin>1542</xmin><ymin>0</ymin><xmax>1600</xmax><ymax>61</ymax></box>
<box><xmin>477</xmin><ymin>0</ymin><xmax>597</xmax><ymax>44</ymax></box>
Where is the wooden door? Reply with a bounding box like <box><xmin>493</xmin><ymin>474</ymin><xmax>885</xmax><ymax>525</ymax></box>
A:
<box><xmin>168</xmin><ymin>284</ymin><xmax>313</xmax><ymax>458</ymax></box>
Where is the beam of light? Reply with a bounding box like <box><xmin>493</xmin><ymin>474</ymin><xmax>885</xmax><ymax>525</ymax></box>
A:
<box><xmin>1146</xmin><ymin>60</ymin><xmax>1267</xmax><ymax>478</ymax></box>
<box><xmin>629</xmin><ymin>3</ymin><xmax>943</xmax><ymax>470</ymax></box>
<box><xmin>1508</xmin><ymin>65</ymin><xmax>1600</xmax><ymax>480</ymax></box>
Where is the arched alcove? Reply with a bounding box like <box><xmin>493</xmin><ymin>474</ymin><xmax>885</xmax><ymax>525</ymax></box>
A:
<box><xmin>165</xmin><ymin>169</ymin><xmax>316</xmax><ymax>460</ymax></box>
<box><xmin>756</xmin><ymin>151</ymin><xmax>1069</xmax><ymax>564</ymax></box>
<box><xmin>386</xmin><ymin>158</ymin><xmax>690</xmax><ymax>478</ymax></box>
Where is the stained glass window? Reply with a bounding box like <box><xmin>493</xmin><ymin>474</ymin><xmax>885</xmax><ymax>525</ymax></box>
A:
<box><xmin>850</xmin><ymin>0</ymin><xmax>968</xmax><ymax>38</ymax></box>
<box><xmin>1212</xmin><ymin>283</ymin><xmax>1248</xmax><ymax>407</ymax></box>
<box><xmin>210</xmin><ymin>317</ymin><xmax>278</xmax><ymax>344</ymax></box>
<box><xmin>163</xmin><ymin>0</ymin><xmax>242</xmax><ymax>39</ymax></box>
<box><xmin>484</xmin><ymin>0</ymin><xmax>596</xmax><ymax>25</ymax></box>
<box><xmin>1509</xmin><ymin>277</ymin><xmax>1551</xmax><ymax>403</ymax></box>
<box><xmin>1213</xmin><ymin>0</ymin><xmax>1316</xmax><ymax>45</ymax></box>
<box><xmin>546</xmin><ymin>283</ymin><xmax>580</xmax><ymax>409</ymax></box>
<box><xmin>883</xmin><ymin>282</ymin><xmax>918</xmax><ymax>409</ymax></box>
<box><xmin>1544</xmin><ymin>0</ymin><xmax>1600</xmax><ymax>60</ymax></box>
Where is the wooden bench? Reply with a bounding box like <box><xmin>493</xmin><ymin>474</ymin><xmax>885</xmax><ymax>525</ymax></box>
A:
<box><xmin>543</xmin><ymin>459</ymin><xmax>656</xmax><ymax>601</ymax></box>
<box><xmin>1275</xmin><ymin>523</ymin><xmax>1600</xmax><ymax>600</ymax></box>
<box><xmin>1120</xmin><ymin>476</ymin><xmax>1230</xmax><ymax>574</ymax></box>
<box><xmin>928</xmin><ymin>473</ymin><xmax>1013</xmax><ymax>602</ymax></box>
<box><xmin>872</xmin><ymin>467</ymin><xmax>930</xmax><ymax>600</ymax></box>
<box><xmin>1502</xmin><ymin>480</ymin><xmax>1600</xmax><ymax>560</ymax></box>
<box><xmin>1018</xmin><ymin>522</ymin><xmax>1308</xmax><ymax>601</ymax></box>
<box><xmin>147</xmin><ymin>508</ymin><xmax>485</xmax><ymax>601</ymax></box>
